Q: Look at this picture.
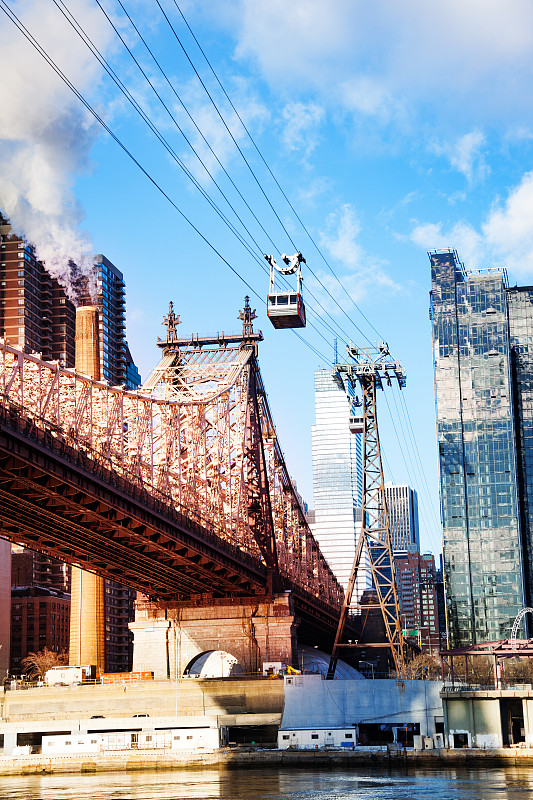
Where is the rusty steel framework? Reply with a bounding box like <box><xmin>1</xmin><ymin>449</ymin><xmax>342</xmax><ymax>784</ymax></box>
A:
<box><xmin>0</xmin><ymin>298</ymin><xmax>343</xmax><ymax>609</ymax></box>
<box><xmin>328</xmin><ymin>344</ymin><xmax>406</xmax><ymax>678</ymax></box>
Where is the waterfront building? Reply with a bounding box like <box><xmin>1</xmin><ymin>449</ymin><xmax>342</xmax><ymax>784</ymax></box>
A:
<box><xmin>104</xmin><ymin>581</ymin><xmax>134</xmax><ymax>673</ymax></box>
<box><xmin>10</xmin><ymin>586</ymin><xmax>70</xmax><ymax>676</ymax></box>
<box><xmin>310</xmin><ymin>369</ymin><xmax>370</xmax><ymax>596</ymax></box>
<box><xmin>393</xmin><ymin>551</ymin><xmax>440</xmax><ymax>653</ymax></box>
<box><xmin>278</xmin><ymin>674</ymin><xmax>443</xmax><ymax>748</ymax></box>
<box><xmin>385</xmin><ymin>483</ymin><xmax>420</xmax><ymax>555</ymax></box>
<box><xmin>430</xmin><ymin>249</ymin><xmax>533</xmax><ymax>648</ymax></box>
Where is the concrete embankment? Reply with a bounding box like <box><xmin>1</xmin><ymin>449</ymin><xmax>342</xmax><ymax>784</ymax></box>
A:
<box><xmin>2</xmin><ymin>747</ymin><xmax>533</xmax><ymax>776</ymax></box>
<box><xmin>0</xmin><ymin>678</ymin><xmax>285</xmax><ymax>722</ymax></box>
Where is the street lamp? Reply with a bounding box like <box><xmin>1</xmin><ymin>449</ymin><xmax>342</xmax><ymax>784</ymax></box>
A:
<box><xmin>358</xmin><ymin>660</ymin><xmax>375</xmax><ymax>679</ymax></box>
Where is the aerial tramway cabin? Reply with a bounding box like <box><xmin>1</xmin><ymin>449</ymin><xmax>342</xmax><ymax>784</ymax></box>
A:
<box><xmin>265</xmin><ymin>252</ymin><xmax>307</xmax><ymax>329</ymax></box>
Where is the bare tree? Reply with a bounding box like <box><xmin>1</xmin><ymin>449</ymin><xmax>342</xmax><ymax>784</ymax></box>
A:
<box><xmin>21</xmin><ymin>648</ymin><xmax>68</xmax><ymax>680</ymax></box>
<box><xmin>402</xmin><ymin>652</ymin><xmax>442</xmax><ymax>680</ymax></box>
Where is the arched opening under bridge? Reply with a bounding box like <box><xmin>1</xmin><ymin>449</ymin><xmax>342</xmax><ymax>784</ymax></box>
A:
<box><xmin>184</xmin><ymin>650</ymin><xmax>245</xmax><ymax>679</ymax></box>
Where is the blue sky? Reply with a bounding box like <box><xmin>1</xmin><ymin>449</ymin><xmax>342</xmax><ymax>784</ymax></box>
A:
<box><xmin>4</xmin><ymin>0</ymin><xmax>533</xmax><ymax>554</ymax></box>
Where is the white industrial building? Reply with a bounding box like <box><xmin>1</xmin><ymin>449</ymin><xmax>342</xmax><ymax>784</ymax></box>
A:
<box><xmin>277</xmin><ymin>674</ymin><xmax>443</xmax><ymax>749</ymax></box>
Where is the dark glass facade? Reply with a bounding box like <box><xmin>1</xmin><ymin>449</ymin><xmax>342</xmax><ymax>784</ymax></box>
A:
<box><xmin>430</xmin><ymin>250</ymin><xmax>528</xmax><ymax>648</ymax></box>
<box><xmin>507</xmin><ymin>287</ymin><xmax>533</xmax><ymax>609</ymax></box>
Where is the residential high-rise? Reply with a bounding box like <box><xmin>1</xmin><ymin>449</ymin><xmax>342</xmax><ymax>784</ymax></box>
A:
<box><xmin>430</xmin><ymin>249</ymin><xmax>533</xmax><ymax>648</ymax></box>
<box><xmin>94</xmin><ymin>255</ymin><xmax>127</xmax><ymax>385</ymax></box>
<box><xmin>0</xmin><ymin>215</ymin><xmax>75</xmax><ymax>364</ymax></box>
<box><xmin>394</xmin><ymin>552</ymin><xmax>440</xmax><ymax>653</ymax></box>
<box><xmin>310</xmin><ymin>369</ymin><xmax>369</xmax><ymax>596</ymax></box>
<box><xmin>124</xmin><ymin>343</ymin><xmax>142</xmax><ymax>390</ymax></box>
<box><xmin>11</xmin><ymin>586</ymin><xmax>70</xmax><ymax>677</ymax></box>
<box><xmin>385</xmin><ymin>483</ymin><xmax>420</xmax><ymax>555</ymax></box>
<box><xmin>434</xmin><ymin>555</ymin><xmax>447</xmax><ymax>649</ymax></box>
<box><xmin>72</xmin><ymin>255</ymin><xmax>140</xmax><ymax>391</ymax></box>
<box><xmin>11</xmin><ymin>546</ymin><xmax>70</xmax><ymax>593</ymax></box>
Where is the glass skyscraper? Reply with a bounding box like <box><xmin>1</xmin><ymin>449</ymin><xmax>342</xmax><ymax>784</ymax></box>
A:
<box><xmin>430</xmin><ymin>249</ymin><xmax>533</xmax><ymax>648</ymax></box>
<box><xmin>310</xmin><ymin>369</ymin><xmax>370</xmax><ymax>597</ymax></box>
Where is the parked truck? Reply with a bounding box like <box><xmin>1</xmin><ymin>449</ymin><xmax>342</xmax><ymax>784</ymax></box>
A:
<box><xmin>45</xmin><ymin>665</ymin><xmax>97</xmax><ymax>686</ymax></box>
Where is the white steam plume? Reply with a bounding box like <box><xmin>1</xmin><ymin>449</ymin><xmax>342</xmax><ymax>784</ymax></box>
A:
<box><xmin>0</xmin><ymin>0</ymin><xmax>114</xmax><ymax>298</ymax></box>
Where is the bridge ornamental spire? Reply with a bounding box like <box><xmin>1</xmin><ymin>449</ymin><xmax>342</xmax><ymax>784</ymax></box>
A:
<box><xmin>239</xmin><ymin>295</ymin><xmax>257</xmax><ymax>338</ymax></box>
<box><xmin>163</xmin><ymin>301</ymin><xmax>180</xmax><ymax>346</ymax></box>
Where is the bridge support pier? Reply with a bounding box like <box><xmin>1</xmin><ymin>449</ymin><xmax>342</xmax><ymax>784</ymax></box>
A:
<box><xmin>129</xmin><ymin>592</ymin><xmax>299</xmax><ymax>679</ymax></box>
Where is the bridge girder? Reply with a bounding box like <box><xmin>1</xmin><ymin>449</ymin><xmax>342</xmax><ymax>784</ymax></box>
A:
<box><xmin>0</xmin><ymin>338</ymin><xmax>343</xmax><ymax>625</ymax></box>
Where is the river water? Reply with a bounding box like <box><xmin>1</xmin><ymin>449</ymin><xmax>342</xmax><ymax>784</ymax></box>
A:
<box><xmin>1</xmin><ymin>765</ymin><xmax>533</xmax><ymax>800</ymax></box>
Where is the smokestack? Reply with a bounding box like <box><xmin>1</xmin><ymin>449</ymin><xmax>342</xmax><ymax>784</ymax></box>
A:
<box><xmin>75</xmin><ymin>306</ymin><xmax>100</xmax><ymax>380</ymax></box>
<box><xmin>69</xmin><ymin>306</ymin><xmax>105</xmax><ymax>672</ymax></box>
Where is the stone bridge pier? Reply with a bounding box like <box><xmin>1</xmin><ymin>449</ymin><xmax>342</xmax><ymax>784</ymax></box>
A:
<box><xmin>130</xmin><ymin>592</ymin><xmax>299</xmax><ymax>679</ymax></box>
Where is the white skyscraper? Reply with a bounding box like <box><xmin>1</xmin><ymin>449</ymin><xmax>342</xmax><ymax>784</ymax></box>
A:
<box><xmin>310</xmin><ymin>369</ymin><xmax>371</xmax><ymax>598</ymax></box>
<box><xmin>384</xmin><ymin>483</ymin><xmax>420</xmax><ymax>555</ymax></box>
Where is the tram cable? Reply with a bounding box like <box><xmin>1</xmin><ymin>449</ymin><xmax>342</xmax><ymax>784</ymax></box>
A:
<box><xmin>152</xmin><ymin>0</ymin><xmax>380</xmax><ymax>349</ymax></box>
<box><xmin>383</xmin><ymin>390</ymin><xmax>441</xmax><ymax>554</ymax></box>
<box><xmin>63</xmin><ymin>0</ymin><xmax>385</xmax><ymax>355</ymax></box>
<box><xmin>51</xmin><ymin>0</ymin><xmax>355</xmax><ymax>353</ymax></box>
<box><xmin>2</xmin><ymin>0</ymin><xmax>439</xmax><ymax>541</ymax></box>
<box><xmin>0</xmin><ymin>0</ymin><xmax>337</xmax><ymax>372</ymax></box>
<box><xmin>173</xmin><ymin>0</ymin><xmax>383</xmax><ymax>348</ymax></box>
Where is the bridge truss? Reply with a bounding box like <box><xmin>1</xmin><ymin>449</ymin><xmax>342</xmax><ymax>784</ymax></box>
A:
<box><xmin>0</xmin><ymin>299</ymin><xmax>343</xmax><ymax>612</ymax></box>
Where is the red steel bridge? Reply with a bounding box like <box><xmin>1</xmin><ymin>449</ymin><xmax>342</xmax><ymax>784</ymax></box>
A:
<box><xmin>0</xmin><ymin>299</ymin><xmax>344</xmax><ymax>635</ymax></box>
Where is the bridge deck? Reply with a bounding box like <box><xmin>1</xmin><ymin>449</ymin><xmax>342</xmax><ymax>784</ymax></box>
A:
<box><xmin>0</xmin><ymin>403</ymin><xmax>344</xmax><ymax>634</ymax></box>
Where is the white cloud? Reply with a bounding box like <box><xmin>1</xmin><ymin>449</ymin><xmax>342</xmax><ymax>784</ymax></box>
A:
<box><xmin>317</xmin><ymin>204</ymin><xmax>398</xmax><ymax>303</ymax></box>
<box><xmin>483</xmin><ymin>171</ymin><xmax>533</xmax><ymax>273</ymax></box>
<box><xmin>281</xmin><ymin>102</ymin><xmax>324</xmax><ymax>156</ymax></box>
<box><xmin>0</xmin><ymin>0</ymin><xmax>114</xmax><ymax>289</ymax></box>
<box><xmin>229</xmin><ymin>0</ymin><xmax>533</xmax><ymax>124</ymax></box>
<box><xmin>320</xmin><ymin>205</ymin><xmax>363</xmax><ymax>269</ymax></box>
<box><xmin>429</xmin><ymin>130</ymin><xmax>489</xmax><ymax>184</ymax></box>
<box><xmin>175</xmin><ymin>77</ymin><xmax>269</xmax><ymax>185</ymax></box>
<box><xmin>411</xmin><ymin>171</ymin><xmax>533</xmax><ymax>275</ymax></box>
<box><xmin>411</xmin><ymin>220</ymin><xmax>483</xmax><ymax>268</ymax></box>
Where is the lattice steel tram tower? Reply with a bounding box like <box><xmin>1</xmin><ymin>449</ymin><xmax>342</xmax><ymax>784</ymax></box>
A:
<box><xmin>327</xmin><ymin>343</ymin><xmax>407</xmax><ymax>678</ymax></box>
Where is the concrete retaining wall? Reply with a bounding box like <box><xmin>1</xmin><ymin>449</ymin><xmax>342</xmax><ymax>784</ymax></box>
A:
<box><xmin>0</xmin><ymin>678</ymin><xmax>285</xmax><ymax>722</ymax></box>
<box><xmin>3</xmin><ymin>745</ymin><xmax>533</xmax><ymax>776</ymax></box>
